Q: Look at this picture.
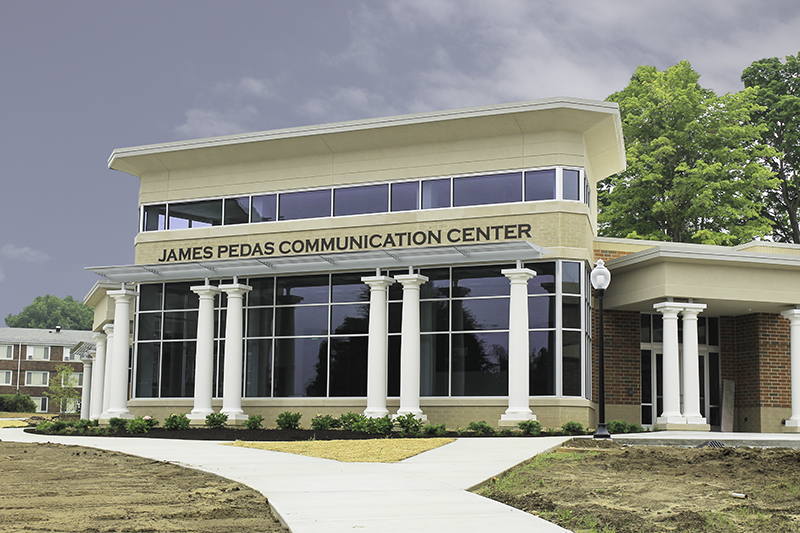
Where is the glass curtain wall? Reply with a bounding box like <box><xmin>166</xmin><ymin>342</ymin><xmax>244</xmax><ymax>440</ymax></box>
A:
<box><xmin>133</xmin><ymin>260</ymin><xmax>589</xmax><ymax>399</ymax></box>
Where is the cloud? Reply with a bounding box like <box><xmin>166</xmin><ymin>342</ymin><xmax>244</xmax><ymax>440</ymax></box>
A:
<box><xmin>300</xmin><ymin>87</ymin><xmax>399</xmax><ymax>123</ymax></box>
<box><xmin>0</xmin><ymin>266</ymin><xmax>5</xmax><ymax>283</ymax></box>
<box><xmin>1</xmin><ymin>244</ymin><xmax>49</xmax><ymax>263</ymax></box>
<box><xmin>174</xmin><ymin>106</ymin><xmax>260</xmax><ymax>139</ymax></box>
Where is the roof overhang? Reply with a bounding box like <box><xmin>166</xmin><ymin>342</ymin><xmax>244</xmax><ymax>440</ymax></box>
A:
<box><xmin>87</xmin><ymin>241</ymin><xmax>551</xmax><ymax>284</ymax></box>
<box><xmin>108</xmin><ymin>97</ymin><xmax>625</xmax><ymax>183</ymax></box>
<box><xmin>604</xmin><ymin>242</ymin><xmax>800</xmax><ymax>316</ymax></box>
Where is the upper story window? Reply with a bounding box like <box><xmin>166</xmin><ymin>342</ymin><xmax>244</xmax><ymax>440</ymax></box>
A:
<box><xmin>140</xmin><ymin>166</ymin><xmax>588</xmax><ymax>233</ymax></box>
<box><xmin>25</xmin><ymin>371</ymin><xmax>49</xmax><ymax>386</ymax></box>
<box><xmin>26</xmin><ymin>346</ymin><xmax>50</xmax><ymax>361</ymax></box>
<box><xmin>0</xmin><ymin>345</ymin><xmax>13</xmax><ymax>359</ymax></box>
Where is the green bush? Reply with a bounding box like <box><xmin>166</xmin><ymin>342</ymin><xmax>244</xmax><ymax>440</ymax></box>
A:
<box><xmin>423</xmin><ymin>423</ymin><xmax>447</xmax><ymax>436</ymax></box>
<box><xmin>561</xmin><ymin>420</ymin><xmax>585</xmax><ymax>435</ymax></box>
<box><xmin>499</xmin><ymin>428</ymin><xmax>519</xmax><ymax>437</ymax></box>
<box><xmin>126</xmin><ymin>416</ymin><xmax>150</xmax><ymax>434</ymax></box>
<box><xmin>467</xmin><ymin>421</ymin><xmax>495</xmax><ymax>436</ymax></box>
<box><xmin>142</xmin><ymin>415</ymin><xmax>158</xmax><ymax>428</ymax></box>
<box><xmin>0</xmin><ymin>394</ymin><xmax>37</xmax><ymax>413</ymax></box>
<box><xmin>310</xmin><ymin>414</ymin><xmax>340</xmax><ymax>430</ymax></box>
<box><xmin>163</xmin><ymin>413</ymin><xmax>191</xmax><ymax>431</ymax></box>
<box><xmin>276</xmin><ymin>411</ymin><xmax>302</xmax><ymax>430</ymax></box>
<box><xmin>358</xmin><ymin>415</ymin><xmax>394</xmax><ymax>435</ymax></box>
<box><xmin>244</xmin><ymin>414</ymin><xmax>264</xmax><ymax>430</ymax></box>
<box><xmin>396</xmin><ymin>412</ymin><xmax>424</xmax><ymax>437</ymax></box>
<box><xmin>518</xmin><ymin>419</ymin><xmax>543</xmax><ymax>436</ymax></box>
<box><xmin>205</xmin><ymin>412</ymin><xmax>228</xmax><ymax>428</ymax></box>
<box><xmin>606</xmin><ymin>419</ymin><xmax>646</xmax><ymax>434</ymax></box>
<box><xmin>338</xmin><ymin>412</ymin><xmax>362</xmax><ymax>431</ymax></box>
<box><xmin>74</xmin><ymin>419</ymin><xmax>97</xmax><ymax>431</ymax></box>
<box><xmin>108</xmin><ymin>417</ymin><xmax>128</xmax><ymax>431</ymax></box>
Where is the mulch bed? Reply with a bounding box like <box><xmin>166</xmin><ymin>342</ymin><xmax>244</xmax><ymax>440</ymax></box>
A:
<box><xmin>23</xmin><ymin>427</ymin><xmax>576</xmax><ymax>441</ymax></box>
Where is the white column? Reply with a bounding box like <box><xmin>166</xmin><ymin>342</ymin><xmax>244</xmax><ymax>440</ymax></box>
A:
<box><xmin>189</xmin><ymin>283</ymin><xmax>221</xmax><ymax>421</ymax></box>
<box><xmin>681</xmin><ymin>303</ymin><xmax>707</xmax><ymax>425</ymax></box>
<box><xmin>654</xmin><ymin>302</ymin><xmax>685</xmax><ymax>425</ymax></box>
<box><xmin>500</xmin><ymin>267</ymin><xmax>537</xmax><ymax>424</ymax></box>
<box><xmin>362</xmin><ymin>275</ymin><xmax>395</xmax><ymax>418</ymax></box>
<box><xmin>219</xmin><ymin>280</ymin><xmax>252</xmax><ymax>422</ymax></box>
<box><xmin>101</xmin><ymin>324</ymin><xmax>115</xmax><ymax>418</ymax></box>
<box><xmin>90</xmin><ymin>332</ymin><xmax>107</xmax><ymax>421</ymax></box>
<box><xmin>105</xmin><ymin>286</ymin><xmax>137</xmax><ymax>420</ymax></box>
<box><xmin>394</xmin><ymin>273</ymin><xmax>428</xmax><ymax>420</ymax></box>
<box><xmin>80</xmin><ymin>353</ymin><xmax>93</xmax><ymax>420</ymax></box>
<box><xmin>781</xmin><ymin>309</ymin><xmax>800</xmax><ymax>429</ymax></box>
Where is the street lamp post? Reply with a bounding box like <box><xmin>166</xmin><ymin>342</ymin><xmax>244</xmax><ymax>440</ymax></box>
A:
<box><xmin>591</xmin><ymin>259</ymin><xmax>611</xmax><ymax>439</ymax></box>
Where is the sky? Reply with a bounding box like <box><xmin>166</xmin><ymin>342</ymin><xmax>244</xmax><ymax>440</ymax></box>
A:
<box><xmin>1</xmin><ymin>0</ymin><xmax>799</xmax><ymax>324</ymax></box>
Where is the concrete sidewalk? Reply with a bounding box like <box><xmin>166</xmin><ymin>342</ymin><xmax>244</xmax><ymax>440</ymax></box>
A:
<box><xmin>0</xmin><ymin>428</ymin><xmax>571</xmax><ymax>533</ymax></box>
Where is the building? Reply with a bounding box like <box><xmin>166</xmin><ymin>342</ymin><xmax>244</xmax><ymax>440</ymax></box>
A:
<box><xmin>0</xmin><ymin>327</ymin><xmax>94</xmax><ymax>413</ymax></box>
<box><xmin>83</xmin><ymin>97</ymin><xmax>800</xmax><ymax>433</ymax></box>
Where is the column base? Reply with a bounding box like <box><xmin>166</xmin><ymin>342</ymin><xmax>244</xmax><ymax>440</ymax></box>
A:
<box><xmin>188</xmin><ymin>411</ymin><xmax>215</xmax><ymax>426</ymax></box>
<box><xmin>498</xmin><ymin>411</ymin><xmax>536</xmax><ymax>427</ymax></box>
<box><xmin>220</xmin><ymin>411</ymin><xmax>249</xmax><ymax>425</ymax></box>
<box><xmin>364</xmin><ymin>408</ymin><xmax>390</xmax><ymax>418</ymax></box>
<box><xmin>783</xmin><ymin>419</ymin><xmax>800</xmax><ymax>432</ymax></box>
<box><xmin>99</xmin><ymin>412</ymin><xmax>133</xmax><ymax>425</ymax></box>
<box><xmin>394</xmin><ymin>410</ymin><xmax>427</xmax><ymax>421</ymax></box>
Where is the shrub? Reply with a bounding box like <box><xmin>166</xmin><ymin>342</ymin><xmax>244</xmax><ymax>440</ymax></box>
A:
<box><xmin>0</xmin><ymin>394</ymin><xmax>37</xmax><ymax>413</ymax></box>
<box><xmin>244</xmin><ymin>414</ymin><xmax>264</xmax><ymax>430</ymax></box>
<box><xmin>338</xmin><ymin>412</ymin><xmax>363</xmax><ymax>431</ymax></box>
<box><xmin>163</xmin><ymin>413</ymin><xmax>191</xmax><ymax>431</ymax></box>
<box><xmin>359</xmin><ymin>415</ymin><xmax>394</xmax><ymax>435</ymax></box>
<box><xmin>205</xmin><ymin>412</ymin><xmax>228</xmax><ymax>428</ymax></box>
<box><xmin>396</xmin><ymin>413</ymin><xmax>424</xmax><ymax>437</ymax></box>
<box><xmin>423</xmin><ymin>423</ymin><xmax>447</xmax><ymax>437</ymax></box>
<box><xmin>467</xmin><ymin>421</ymin><xmax>495</xmax><ymax>436</ymax></box>
<box><xmin>499</xmin><ymin>428</ymin><xmax>519</xmax><ymax>437</ymax></box>
<box><xmin>126</xmin><ymin>416</ymin><xmax>150</xmax><ymax>434</ymax></box>
<box><xmin>606</xmin><ymin>419</ymin><xmax>645</xmax><ymax>434</ymax></box>
<box><xmin>518</xmin><ymin>419</ymin><xmax>543</xmax><ymax>436</ymax></box>
<box><xmin>142</xmin><ymin>415</ymin><xmax>159</xmax><ymax>428</ymax></box>
<box><xmin>108</xmin><ymin>417</ymin><xmax>128</xmax><ymax>431</ymax></box>
<box><xmin>561</xmin><ymin>420</ymin><xmax>585</xmax><ymax>435</ymax></box>
<box><xmin>276</xmin><ymin>411</ymin><xmax>302</xmax><ymax>430</ymax></box>
<box><xmin>310</xmin><ymin>414</ymin><xmax>340</xmax><ymax>431</ymax></box>
<box><xmin>74</xmin><ymin>419</ymin><xmax>97</xmax><ymax>431</ymax></box>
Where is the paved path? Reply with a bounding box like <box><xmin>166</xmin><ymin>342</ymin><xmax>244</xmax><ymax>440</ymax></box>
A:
<box><xmin>0</xmin><ymin>428</ymin><xmax>571</xmax><ymax>533</ymax></box>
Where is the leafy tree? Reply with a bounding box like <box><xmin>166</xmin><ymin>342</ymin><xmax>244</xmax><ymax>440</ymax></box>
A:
<box><xmin>5</xmin><ymin>295</ymin><xmax>93</xmax><ymax>330</ymax></box>
<box><xmin>742</xmin><ymin>52</ymin><xmax>800</xmax><ymax>242</ymax></box>
<box><xmin>46</xmin><ymin>365</ymin><xmax>81</xmax><ymax>413</ymax></box>
<box><xmin>599</xmin><ymin>61</ymin><xmax>776</xmax><ymax>245</ymax></box>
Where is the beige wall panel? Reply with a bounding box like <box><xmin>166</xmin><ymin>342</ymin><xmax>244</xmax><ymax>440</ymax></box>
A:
<box><xmin>605</xmin><ymin>404</ymin><xmax>641</xmax><ymax>426</ymax></box>
<box><xmin>91</xmin><ymin>295</ymin><xmax>115</xmax><ymax>333</ymax></box>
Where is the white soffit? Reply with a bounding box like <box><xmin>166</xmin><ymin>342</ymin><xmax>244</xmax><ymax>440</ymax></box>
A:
<box><xmin>608</xmin><ymin>244</ymin><xmax>800</xmax><ymax>271</ymax></box>
<box><xmin>87</xmin><ymin>241</ymin><xmax>551</xmax><ymax>283</ymax></box>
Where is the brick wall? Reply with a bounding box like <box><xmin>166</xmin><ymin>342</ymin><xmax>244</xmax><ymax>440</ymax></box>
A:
<box><xmin>721</xmin><ymin>314</ymin><xmax>791</xmax><ymax>410</ymax></box>
<box><xmin>593</xmin><ymin>249</ymin><xmax>635</xmax><ymax>262</ymax></box>
<box><xmin>593</xmin><ymin>307</ymin><xmax>640</xmax><ymax>406</ymax></box>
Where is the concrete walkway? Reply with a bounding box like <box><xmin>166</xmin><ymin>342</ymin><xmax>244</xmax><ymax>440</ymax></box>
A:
<box><xmin>0</xmin><ymin>428</ymin><xmax>571</xmax><ymax>533</ymax></box>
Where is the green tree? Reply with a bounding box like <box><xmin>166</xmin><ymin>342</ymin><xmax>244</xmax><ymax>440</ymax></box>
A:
<box><xmin>742</xmin><ymin>52</ymin><xmax>800</xmax><ymax>243</ymax></box>
<box><xmin>46</xmin><ymin>365</ymin><xmax>81</xmax><ymax>413</ymax></box>
<box><xmin>5</xmin><ymin>295</ymin><xmax>93</xmax><ymax>330</ymax></box>
<box><xmin>599</xmin><ymin>61</ymin><xmax>776</xmax><ymax>245</ymax></box>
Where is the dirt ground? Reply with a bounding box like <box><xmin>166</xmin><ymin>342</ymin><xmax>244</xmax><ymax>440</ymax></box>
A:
<box><xmin>0</xmin><ymin>441</ymin><xmax>288</xmax><ymax>533</ymax></box>
<box><xmin>478</xmin><ymin>438</ymin><xmax>800</xmax><ymax>533</ymax></box>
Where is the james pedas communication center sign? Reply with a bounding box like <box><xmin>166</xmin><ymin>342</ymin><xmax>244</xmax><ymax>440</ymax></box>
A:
<box><xmin>154</xmin><ymin>223</ymin><xmax>533</xmax><ymax>263</ymax></box>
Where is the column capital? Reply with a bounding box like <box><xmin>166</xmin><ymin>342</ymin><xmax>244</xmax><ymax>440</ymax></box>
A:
<box><xmin>782</xmin><ymin>308</ymin><xmax>800</xmax><ymax>322</ymax></box>
<box><xmin>680</xmin><ymin>302</ymin><xmax>707</xmax><ymax>317</ymax></box>
<box><xmin>81</xmin><ymin>354</ymin><xmax>94</xmax><ymax>366</ymax></box>
<box><xmin>218</xmin><ymin>282</ymin><xmax>252</xmax><ymax>297</ymax></box>
<box><xmin>653</xmin><ymin>302</ymin><xmax>684</xmax><ymax>317</ymax></box>
<box><xmin>107</xmin><ymin>288</ymin><xmax>137</xmax><ymax>301</ymax></box>
<box><xmin>92</xmin><ymin>331</ymin><xmax>107</xmax><ymax>344</ymax></box>
<box><xmin>361</xmin><ymin>275</ymin><xmax>395</xmax><ymax>289</ymax></box>
<box><xmin>394</xmin><ymin>273</ymin><xmax>429</xmax><ymax>287</ymax></box>
<box><xmin>191</xmin><ymin>284</ymin><xmax>221</xmax><ymax>298</ymax></box>
<box><xmin>502</xmin><ymin>268</ymin><xmax>537</xmax><ymax>285</ymax></box>
<box><xmin>102</xmin><ymin>323</ymin><xmax>114</xmax><ymax>335</ymax></box>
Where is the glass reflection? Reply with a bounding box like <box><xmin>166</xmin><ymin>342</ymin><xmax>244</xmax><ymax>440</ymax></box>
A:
<box><xmin>391</xmin><ymin>181</ymin><xmax>418</xmax><ymax>211</ymax></box>
<box><xmin>160</xmin><ymin>341</ymin><xmax>196</xmax><ymax>398</ymax></box>
<box><xmin>334</xmin><ymin>184</ymin><xmax>389</xmax><ymax>216</ymax></box>
<box><xmin>453</xmin><ymin>172</ymin><xmax>522</xmax><ymax>207</ymax></box>
<box><xmin>331</xmin><ymin>304</ymin><xmax>369</xmax><ymax>335</ymax></box>
<box><xmin>452</xmin><ymin>298</ymin><xmax>509</xmax><ymax>331</ymax></box>
<box><xmin>525</xmin><ymin>169</ymin><xmax>556</xmax><ymax>201</ymax></box>
<box><xmin>329</xmin><ymin>336</ymin><xmax>368</xmax><ymax>396</ymax></box>
<box><xmin>251</xmin><ymin>194</ymin><xmax>277</xmax><ymax>223</ymax></box>
<box><xmin>224</xmin><ymin>197</ymin><xmax>250</xmax><ymax>225</ymax></box>
<box><xmin>529</xmin><ymin>331</ymin><xmax>555</xmax><ymax>395</ymax></box>
<box><xmin>451</xmin><ymin>332</ymin><xmax>508</xmax><ymax>396</ymax></box>
<box><xmin>135</xmin><ymin>343</ymin><xmax>159</xmax><ymax>398</ymax></box>
<box><xmin>275</xmin><ymin>306</ymin><xmax>328</xmax><ymax>337</ymax></box>
<box><xmin>279</xmin><ymin>189</ymin><xmax>331</xmax><ymax>221</ymax></box>
<box><xmin>245</xmin><ymin>339</ymin><xmax>272</xmax><ymax>397</ymax></box>
<box><xmin>273</xmin><ymin>337</ymin><xmax>328</xmax><ymax>397</ymax></box>
<box><xmin>421</xmin><ymin>179</ymin><xmax>450</xmax><ymax>209</ymax></box>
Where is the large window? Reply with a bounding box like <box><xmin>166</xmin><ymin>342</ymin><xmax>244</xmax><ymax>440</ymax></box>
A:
<box><xmin>0</xmin><ymin>370</ymin><xmax>11</xmax><ymax>385</ymax></box>
<box><xmin>134</xmin><ymin>260</ymin><xmax>590</xmax><ymax>400</ymax></box>
<box><xmin>25</xmin><ymin>371</ymin><xmax>49</xmax><ymax>386</ymax></box>
<box><xmin>26</xmin><ymin>346</ymin><xmax>50</xmax><ymax>360</ymax></box>
<box><xmin>0</xmin><ymin>345</ymin><xmax>13</xmax><ymax>359</ymax></box>
<box><xmin>140</xmin><ymin>167</ymin><xmax>587</xmax><ymax>232</ymax></box>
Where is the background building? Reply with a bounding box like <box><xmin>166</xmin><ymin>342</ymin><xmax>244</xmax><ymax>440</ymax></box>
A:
<box><xmin>0</xmin><ymin>327</ymin><xmax>93</xmax><ymax>413</ymax></box>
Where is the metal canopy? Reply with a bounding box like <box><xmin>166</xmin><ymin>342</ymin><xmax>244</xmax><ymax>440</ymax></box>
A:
<box><xmin>87</xmin><ymin>241</ymin><xmax>551</xmax><ymax>283</ymax></box>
